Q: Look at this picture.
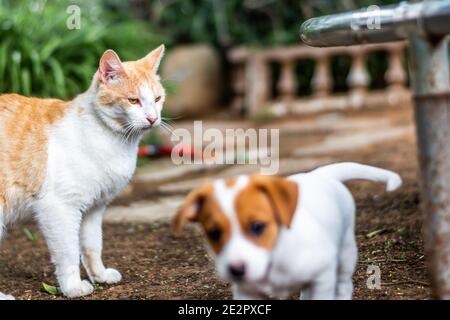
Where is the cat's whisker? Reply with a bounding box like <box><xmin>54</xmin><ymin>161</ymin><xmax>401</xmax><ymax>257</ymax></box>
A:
<box><xmin>123</xmin><ymin>124</ymin><xmax>137</xmax><ymax>143</ymax></box>
<box><xmin>160</xmin><ymin>122</ymin><xmax>174</xmax><ymax>135</ymax></box>
<box><xmin>119</xmin><ymin>122</ymin><xmax>135</xmax><ymax>144</ymax></box>
<box><xmin>161</xmin><ymin>119</ymin><xmax>175</xmax><ymax>130</ymax></box>
<box><xmin>162</xmin><ymin>115</ymin><xmax>182</xmax><ymax>120</ymax></box>
<box><xmin>162</xmin><ymin>120</ymin><xmax>175</xmax><ymax>129</ymax></box>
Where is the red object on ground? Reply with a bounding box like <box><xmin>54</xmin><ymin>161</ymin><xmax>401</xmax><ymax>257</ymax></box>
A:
<box><xmin>138</xmin><ymin>144</ymin><xmax>205</xmax><ymax>159</ymax></box>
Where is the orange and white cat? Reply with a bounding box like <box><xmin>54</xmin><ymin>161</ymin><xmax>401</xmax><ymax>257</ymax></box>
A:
<box><xmin>0</xmin><ymin>45</ymin><xmax>165</xmax><ymax>299</ymax></box>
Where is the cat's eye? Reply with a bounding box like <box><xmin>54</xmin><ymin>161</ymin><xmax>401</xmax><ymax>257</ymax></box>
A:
<box><xmin>155</xmin><ymin>96</ymin><xmax>161</xmax><ymax>103</ymax></box>
<box><xmin>248</xmin><ymin>221</ymin><xmax>266</xmax><ymax>237</ymax></box>
<box><xmin>207</xmin><ymin>227</ymin><xmax>222</xmax><ymax>242</ymax></box>
<box><xmin>128</xmin><ymin>97</ymin><xmax>140</xmax><ymax>105</ymax></box>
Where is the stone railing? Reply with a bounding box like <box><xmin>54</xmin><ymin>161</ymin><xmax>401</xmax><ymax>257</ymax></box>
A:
<box><xmin>228</xmin><ymin>42</ymin><xmax>410</xmax><ymax>117</ymax></box>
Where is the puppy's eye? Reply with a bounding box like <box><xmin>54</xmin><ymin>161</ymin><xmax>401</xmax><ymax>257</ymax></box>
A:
<box><xmin>249</xmin><ymin>221</ymin><xmax>266</xmax><ymax>236</ymax></box>
<box><xmin>207</xmin><ymin>227</ymin><xmax>222</xmax><ymax>242</ymax></box>
<box><xmin>155</xmin><ymin>96</ymin><xmax>161</xmax><ymax>103</ymax></box>
<box><xmin>128</xmin><ymin>97</ymin><xmax>140</xmax><ymax>105</ymax></box>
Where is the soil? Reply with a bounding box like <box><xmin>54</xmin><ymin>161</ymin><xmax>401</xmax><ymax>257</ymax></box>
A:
<box><xmin>0</xmin><ymin>133</ymin><xmax>430</xmax><ymax>300</ymax></box>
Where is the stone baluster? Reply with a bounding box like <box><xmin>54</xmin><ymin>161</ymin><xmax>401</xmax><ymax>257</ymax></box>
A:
<box><xmin>228</xmin><ymin>42</ymin><xmax>411</xmax><ymax>118</ymax></box>
<box><xmin>278</xmin><ymin>59</ymin><xmax>296</xmax><ymax>107</ymax></box>
<box><xmin>312</xmin><ymin>53</ymin><xmax>331</xmax><ymax>98</ymax></box>
<box><xmin>244</xmin><ymin>52</ymin><xmax>270</xmax><ymax>116</ymax></box>
<box><xmin>231</xmin><ymin>63</ymin><xmax>245</xmax><ymax>114</ymax></box>
<box><xmin>347</xmin><ymin>49</ymin><xmax>370</xmax><ymax>109</ymax></box>
<box><xmin>385</xmin><ymin>44</ymin><xmax>407</xmax><ymax>106</ymax></box>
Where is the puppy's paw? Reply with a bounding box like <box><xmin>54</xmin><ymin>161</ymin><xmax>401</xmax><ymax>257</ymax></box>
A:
<box><xmin>0</xmin><ymin>292</ymin><xmax>15</xmax><ymax>300</ymax></box>
<box><xmin>93</xmin><ymin>268</ymin><xmax>122</xmax><ymax>284</ymax></box>
<box><xmin>62</xmin><ymin>279</ymin><xmax>94</xmax><ymax>298</ymax></box>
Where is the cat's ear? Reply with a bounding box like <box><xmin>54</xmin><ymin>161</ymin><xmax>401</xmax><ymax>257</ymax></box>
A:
<box><xmin>98</xmin><ymin>49</ymin><xmax>126</xmax><ymax>83</ymax></box>
<box><xmin>144</xmin><ymin>45</ymin><xmax>165</xmax><ymax>74</ymax></box>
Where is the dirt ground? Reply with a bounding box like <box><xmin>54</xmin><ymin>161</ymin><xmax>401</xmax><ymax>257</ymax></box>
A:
<box><xmin>0</xmin><ymin>128</ymin><xmax>430</xmax><ymax>299</ymax></box>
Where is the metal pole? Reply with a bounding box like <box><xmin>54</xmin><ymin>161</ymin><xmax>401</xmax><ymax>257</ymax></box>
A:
<box><xmin>300</xmin><ymin>1</ymin><xmax>450</xmax><ymax>47</ymax></box>
<box><xmin>410</xmin><ymin>34</ymin><xmax>450</xmax><ymax>299</ymax></box>
<box><xmin>299</xmin><ymin>0</ymin><xmax>450</xmax><ymax>299</ymax></box>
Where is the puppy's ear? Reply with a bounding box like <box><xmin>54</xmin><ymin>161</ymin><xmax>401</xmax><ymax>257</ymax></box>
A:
<box><xmin>252</xmin><ymin>176</ymin><xmax>299</xmax><ymax>228</ymax></box>
<box><xmin>173</xmin><ymin>184</ymin><xmax>211</xmax><ymax>233</ymax></box>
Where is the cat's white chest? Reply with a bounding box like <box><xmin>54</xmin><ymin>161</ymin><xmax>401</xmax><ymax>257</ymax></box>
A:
<box><xmin>43</xmin><ymin>110</ymin><xmax>139</xmax><ymax>211</ymax></box>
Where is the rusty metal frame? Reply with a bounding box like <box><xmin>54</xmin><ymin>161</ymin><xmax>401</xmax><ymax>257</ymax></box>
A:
<box><xmin>300</xmin><ymin>0</ymin><xmax>450</xmax><ymax>299</ymax></box>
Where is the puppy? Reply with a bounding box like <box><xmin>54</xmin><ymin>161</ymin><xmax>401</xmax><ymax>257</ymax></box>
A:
<box><xmin>174</xmin><ymin>162</ymin><xmax>401</xmax><ymax>300</ymax></box>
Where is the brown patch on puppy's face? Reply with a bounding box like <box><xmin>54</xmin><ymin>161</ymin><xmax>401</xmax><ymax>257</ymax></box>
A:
<box><xmin>197</xmin><ymin>196</ymin><xmax>231</xmax><ymax>253</ymax></box>
<box><xmin>224</xmin><ymin>177</ymin><xmax>237</xmax><ymax>188</ymax></box>
<box><xmin>173</xmin><ymin>182</ymin><xmax>231</xmax><ymax>254</ymax></box>
<box><xmin>234</xmin><ymin>175</ymin><xmax>299</xmax><ymax>250</ymax></box>
<box><xmin>174</xmin><ymin>175</ymin><xmax>299</xmax><ymax>284</ymax></box>
<box><xmin>235</xmin><ymin>185</ymin><xmax>279</xmax><ymax>250</ymax></box>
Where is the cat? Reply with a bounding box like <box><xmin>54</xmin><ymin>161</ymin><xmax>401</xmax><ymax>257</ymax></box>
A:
<box><xmin>0</xmin><ymin>45</ymin><xmax>165</xmax><ymax>299</ymax></box>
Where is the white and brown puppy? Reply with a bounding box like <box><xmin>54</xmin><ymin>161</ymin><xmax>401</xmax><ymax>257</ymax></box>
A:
<box><xmin>174</xmin><ymin>162</ymin><xmax>401</xmax><ymax>300</ymax></box>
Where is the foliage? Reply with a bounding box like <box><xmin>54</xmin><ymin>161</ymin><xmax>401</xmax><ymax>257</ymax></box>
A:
<box><xmin>0</xmin><ymin>0</ymin><xmax>408</xmax><ymax>100</ymax></box>
<box><xmin>0</xmin><ymin>0</ymin><xmax>165</xmax><ymax>99</ymax></box>
<box><xmin>130</xmin><ymin>0</ymin><xmax>405</xmax><ymax>95</ymax></box>
<box><xmin>129</xmin><ymin>0</ymin><xmax>403</xmax><ymax>47</ymax></box>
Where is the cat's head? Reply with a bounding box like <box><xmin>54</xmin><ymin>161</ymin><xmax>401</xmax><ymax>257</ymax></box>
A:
<box><xmin>93</xmin><ymin>45</ymin><xmax>165</xmax><ymax>136</ymax></box>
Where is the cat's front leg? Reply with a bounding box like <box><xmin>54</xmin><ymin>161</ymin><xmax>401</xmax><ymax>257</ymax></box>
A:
<box><xmin>0</xmin><ymin>208</ymin><xmax>14</xmax><ymax>300</ymax></box>
<box><xmin>80</xmin><ymin>204</ymin><xmax>122</xmax><ymax>284</ymax></box>
<box><xmin>35</xmin><ymin>200</ymin><xmax>94</xmax><ymax>298</ymax></box>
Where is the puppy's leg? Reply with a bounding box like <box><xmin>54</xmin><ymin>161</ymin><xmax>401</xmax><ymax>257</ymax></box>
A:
<box><xmin>336</xmin><ymin>229</ymin><xmax>357</xmax><ymax>300</ymax></box>
<box><xmin>308</xmin><ymin>265</ymin><xmax>337</xmax><ymax>300</ymax></box>
<box><xmin>0</xmin><ymin>293</ymin><xmax>15</xmax><ymax>300</ymax></box>
<box><xmin>35</xmin><ymin>200</ymin><xmax>93</xmax><ymax>298</ymax></box>
<box><xmin>232</xmin><ymin>285</ymin><xmax>264</xmax><ymax>300</ymax></box>
<box><xmin>299</xmin><ymin>287</ymin><xmax>312</xmax><ymax>300</ymax></box>
<box><xmin>80</xmin><ymin>205</ymin><xmax>121</xmax><ymax>284</ymax></box>
<box><xmin>0</xmin><ymin>208</ymin><xmax>15</xmax><ymax>300</ymax></box>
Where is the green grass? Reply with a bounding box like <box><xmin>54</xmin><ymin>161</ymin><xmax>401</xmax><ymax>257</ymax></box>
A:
<box><xmin>0</xmin><ymin>0</ymin><xmax>165</xmax><ymax>99</ymax></box>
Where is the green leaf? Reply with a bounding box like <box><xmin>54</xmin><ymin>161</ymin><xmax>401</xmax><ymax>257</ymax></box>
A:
<box><xmin>42</xmin><ymin>282</ymin><xmax>60</xmax><ymax>296</ymax></box>
<box><xmin>21</xmin><ymin>68</ymin><xmax>31</xmax><ymax>96</ymax></box>
<box><xmin>0</xmin><ymin>40</ymin><xmax>11</xmax><ymax>90</ymax></box>
<box><xmin>11</xmin><ymin>53</ymin><xmax>21</xmax><ymax>93</ymax></box>
<box><xmin>366</xmin><ymin>229</ymin><xmax>385</xmax><ymax>239</ymax></box>
<box><xmin>48</xmin><ymin>57</ymin><xmax>66</xmax><ymax>98</ymax></box>
<box><xmin>40</xmin><ymin>38</ymin><xmax>61</xmax><ymax>61</ymax></box>
<box><xmin>23</xmin><ymin>227</ymin><xmax>39</xmax><ymax>242</ymax></box>
<box><xmin>30</xmin><ymin>50</ymin><xmax>42</xmax><ymax>78</ymax></box>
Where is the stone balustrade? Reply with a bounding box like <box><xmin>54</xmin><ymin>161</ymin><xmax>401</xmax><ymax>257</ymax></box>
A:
<box><xmin>228</xmin><ymin>42</ymin><xmax>410</xmax><ymax>117</ymax></box>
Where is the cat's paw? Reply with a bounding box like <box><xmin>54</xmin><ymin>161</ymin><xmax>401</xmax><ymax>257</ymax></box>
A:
<box><xmin>0</xmin><ymin>292</ymin><xmax>15</xmax><ymax>300</ymax></box>
<box><xmin>62</xmin><ymin>279</ymin><xmax>94</xmax><ymax>298</ymax></box>
<box><xmin>93</xmin><ymin>268</ymin><xmax>122</xmax><ymax>284</ymax></box>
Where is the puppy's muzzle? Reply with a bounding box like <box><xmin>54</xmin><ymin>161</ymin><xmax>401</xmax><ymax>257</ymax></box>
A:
<box><xmin>229</xmin><ymin>262</ymin><xmax>246</xmax><ymax>280</ymax></box>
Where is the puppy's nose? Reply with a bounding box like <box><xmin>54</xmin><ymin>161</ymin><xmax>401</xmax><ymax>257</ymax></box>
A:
<box><xmin>229</xmin><ymin>263</ymin><xmax>246</xmax><ymax>279</ymax></box>
<box><xmin>147</xmin><ymin>117</ymin><xmax>157</xmax><ymax>125</ymax></box>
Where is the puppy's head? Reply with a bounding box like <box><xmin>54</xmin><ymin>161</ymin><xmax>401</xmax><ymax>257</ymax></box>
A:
<box><xmin>174</xmin><ymin>175</ymin><xmax>298</xmax><ymax>284</ymax></box>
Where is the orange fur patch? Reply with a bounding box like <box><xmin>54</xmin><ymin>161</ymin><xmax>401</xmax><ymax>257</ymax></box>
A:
<box><xmin>174</xmin><ymin>183</ymin><xmax>231</xmax><ymax>254</ymax></box>
<box><xmin>197</xmin><ymin>193</ymin><xmax>231</xmax><ymax>254</ymax></box>
<box><xmin>235</xmin><ymin>181</ymin><xmax>280</xmax><ymax>249</ymax></box>
<box><xmin>0</xmin><ymin>94</ymin><xmax>70</xmax><ymax>210</ymax></box>
<box><xmin>224</xmin><ymin>177</ymin><xmax>237</xmax><ymax>188</ymax></box>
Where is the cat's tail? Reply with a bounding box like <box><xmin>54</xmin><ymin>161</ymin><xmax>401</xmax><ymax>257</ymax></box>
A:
<box><xmin>311</xmin><ymin>162</ymin><xmax>402</xmax><ymax>192</ymax></box>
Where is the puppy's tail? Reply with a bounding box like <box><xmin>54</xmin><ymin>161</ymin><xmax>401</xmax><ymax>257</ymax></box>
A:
<box><xmin>311</xmin><ymin>162</ymin><xmax>402</xmax><ymax>192</ymax></box>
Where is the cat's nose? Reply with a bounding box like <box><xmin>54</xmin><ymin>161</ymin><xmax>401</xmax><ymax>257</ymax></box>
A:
<box><xmin>146</xmin><ymin>117</ymin><xmax>157</xmax><ymax>125</ymax></box>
